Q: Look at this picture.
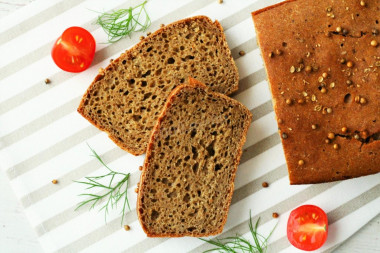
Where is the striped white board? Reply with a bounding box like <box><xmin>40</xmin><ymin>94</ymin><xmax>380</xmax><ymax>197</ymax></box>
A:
<box><xmin>0</xmin><ymin>0</ymin><xmax>379</xmax><ymax>252</ymax></box>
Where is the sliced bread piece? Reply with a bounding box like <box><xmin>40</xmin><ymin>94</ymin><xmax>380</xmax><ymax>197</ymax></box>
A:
<box><xmin>137</xmin><ymin>78</ymin><xmax>252</xmax><ymax>237</ymax></box>
<box><xmin>77</xmin><ymin>16</ymin><xmax>239</xmax><ymax>156</ymax></box>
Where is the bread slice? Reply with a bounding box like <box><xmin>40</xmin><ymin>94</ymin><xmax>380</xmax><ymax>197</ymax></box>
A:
<box><xmin>77</xmin><ymin>16</ymin><xmax>239</xmax><ymax>156</ymax></box>
<box><xmin>252</xmin><ymin>0</ymin><xmax>380</xmax><ymax>184</ymax></box>
<box><xmin>137</xmin><ymin>78</ymin><xmax>252</xmax><ymax>237</ymax></box>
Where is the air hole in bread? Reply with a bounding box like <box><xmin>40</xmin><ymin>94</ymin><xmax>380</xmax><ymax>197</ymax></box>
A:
<box><xmin>344</xmin><ymin>93</ymin><xmax>352</xmax><ymax>103</ymax></box>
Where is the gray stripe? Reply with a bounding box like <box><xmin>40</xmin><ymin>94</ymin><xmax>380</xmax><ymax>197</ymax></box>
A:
<box><xmin>6</xmin><ymin>126</ymin><xmax>98</xmax><ymax>180</ymax></box>
<box><xmin>191</xmin><ymin>181</ymin><xmax>339</xmax><ymax>253</ymax></box>
<box><xmin>56</xmin><ymin>164</ymin><xmax>288</xmax><ymax>253</ymax></box>
<box><xmin>0</xmin><ymin>0</ymin><xmax>86</xmax><ymax>46</ymax></box>
<box><xmin>267</xmin><ymin>184</ymin><xmax>380</xmax><ymax>253</ymax></box>
<box><xmin>234</xmin><ymin>68</ymin><xmax>268</xmax><ymax>96</ymax></box>
<box><xmin>0</xmin><ymin>97</ymin><xmax>79</xmax><ymax>149</ymax></box>
<box><xmin>249</xmin><ymin>100</ymin><xmax>273</xmax><ymax>122</ymax></box>
<box><xmin>25</xmin><ymin>103</ymin><xmax>277</xmax><ymax>235</ymax></box>
<box><xmin>241</xmin><ymin>133</ymin><xmax>280</xmax><ymax>164</ymax></box>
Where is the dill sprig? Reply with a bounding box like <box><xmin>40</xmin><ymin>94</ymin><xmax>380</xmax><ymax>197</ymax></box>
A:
<box><xmin>200</xmin><ymin>211</ymin><xmax>276</xmax><ymax>253</ymax></box>
<box><xmin>96</xmin><ymin>1</ymin><xmax>151</xmax><ymax>43</ymax></box>
<box><xmin>75</xmin><ymin>145</ymin><xmax>130</xmax><ymax>225</ymax></box>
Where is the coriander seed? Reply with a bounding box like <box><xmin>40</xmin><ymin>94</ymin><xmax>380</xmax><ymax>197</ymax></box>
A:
<box><xmin>298</xmin><ymin>98</ymin><xmax>305</xmax><ymax>104</ymax></box>
<box><xmin>342</xmin><ymin>29</ymin><xmax>349</xmax><ymax>35</ymax></box>
<box><xmin>346</xmin><ymin>80</ymin><xmax>352</xmax><ymax>85</ymax></box>
<box><xmin>312</xmin><ymin>124</ymin><xmax>317</xmax><ymax>130</ymax></box>
<box><xmin>373</xmin><ymin>28</ymin><xmax>379</xmax><ymax>36</ymax></box>
<box><xmin>269</xmin><ymin>52</ymin><xmax>274</xmax><ymax>58</ymax></box>
<box><xmin>320</xmin><ymin>87</ymin><xmax>327</xmax><ymax>93</ymax></box>
<box><xmin>327</xmin><ymin>132</ymin><xmax>335</xmax><ymax>139</ymax></box>
<box><xmin>52</xmin><ymin>179</ymin><xmax>58</xmax><ymax>184</ymax></box>
<box><xmin>322</xmin><ymin>72</ymin><xmax>328</xmax><ymax>78</ymax></box>
<box><xmin>333</xmin><ymin>144</ymin><xmax>339</xmax><ymax>150</ymax></box>
<box><xmin>360</xmin><ymin>0</ymin><xmax>366</xmax><ymax>6</ymax></box>
<box><xmin>282</xmin><ymin>133</ymin><xmax>288</xmax><ymax>139</ymax></box>
<box><xmin>218</xmin><ymin>0</ymin><xmax>223</xmax><ymax>3</ymax></box>
<box><xmin>346</xmin><ymin>61</ymin><xmax>354</xmax><ymax>68</ymax></box>
<box><xmin>325</xmin><ymin>138</ymin><xmax>330</xmax><ymax>144</ymax></box>
<box><xmin>370</xmin><ymin>40</ymin><xmax>378</xmax><ymax>47</ymax></box>
<box><xmin>286</xmin><ymin>99</ymin><xmax>292</xmax><ymax>105</ymax></box>
<box><xmin>239</xmin><ymin>50</ymin><xmax>246</xmax><ymax>56</ymax></box>
<box><xmin>275</xmin><ymin>49</ymin><xmax>282</xmax><ymax>55</ymax></box>
<box><xmin>361</xmin><ymin>130</ymin><xmax>369</xmax><ymax>138</ymax></box>
<box><xmin>326</xmin><ymin>107</ymin><xmax>332</xmax><ymax>113</ymax></box>
<box><xmin>124</xmin><ymin>225</ymin><xmax>131</xmax><ymax>231</ymax></box>
<box><xmin>340</xmin><ymin>58</ymin><xmax>346</xmax><ymax>64</ymax></box>
<box><xmin>44</xmin><ymin>78</ymin><xmax>51</xmax><ymax>84</ymax></box>
<box><xmin>305</xmin><ymin>65</ymin><xmax>312</xmax><ymax>73</ymax></box>
<box><xmin>354</xmin><ymin>134</ymin><xmax>360</xmax><ymax>140</ymax></box>
<box><xmin>290</xmin><ymin>66</ymin><xmax>296</xmax><ymax>73</ymax></box>
<box><xmin>134</xmin><ymin>188</ymin><xmax>138</xmax><ymax>193</ymax></box>
<box><xmin>139</xmin><ymin>166</ymin><xmax>143</xmax><ymax>171</ymax></box>
<box><xmin>336</xmin><ymin>26</ymin><xmax>342</xmax><ymax>33</ymax></box>
<box><xmin>272</xmin><ymin>212</ymin><xmax>279</xmax><ymax>218</ymax></box>
<box><xmin>278</xmin><ymin>119</ymin><xmax>283</xmax><ymax>124</ymax></box>
<box><xmin>341</xmin><ymin>127</ymin><xmax>348</xmax><ymax>133</ymax></box>
<box><xmin>262</xmin><ymin>182</ymin><xmax>269</xmax><ymax>188</ymax></box>
<box><xmin>360</xmin><ymin>97</ymin><xmax>367</xmax><ymax>104</ymax></box>
<box><xmin>298</xmin><ymin>160</ymin><xmax>305</xmax><ymax>166</ymax></box>
<box><xmin>355</xmin><ymin>95</ymin><xmax>360</xmax><ymax>103</ymax></box>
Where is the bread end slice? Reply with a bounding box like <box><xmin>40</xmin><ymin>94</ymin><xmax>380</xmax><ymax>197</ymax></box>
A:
<box><xmin>137</xmin><ymin>78</ymin><xmax>252</xmax><ymax>237</ymax></box>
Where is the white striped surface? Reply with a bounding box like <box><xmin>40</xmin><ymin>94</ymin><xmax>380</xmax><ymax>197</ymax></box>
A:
<box><xmin>0</xmin><ymin>0</ymin><xmax>379</xmax><ymax>252</ymax></box>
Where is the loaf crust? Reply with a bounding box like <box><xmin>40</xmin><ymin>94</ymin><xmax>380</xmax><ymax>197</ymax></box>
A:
<box><xmin>77</xmin><ymin>16</ymin><xmax>239</xmax><ymax>156</ymax></box>
<box><xmin>137</xmin><ymin>78</ymin><xmax>252</xmax><ymax>237</ymax></box>
<box><xmin>252</xmin><ymin>0</ymin><xmax>380</xmax><ymax>184</ymax></box>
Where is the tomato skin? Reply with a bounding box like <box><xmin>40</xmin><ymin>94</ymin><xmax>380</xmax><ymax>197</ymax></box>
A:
<box><xmin>287</xmin><ymin>205</ymin><xmax>328</xmax><ymax>251</ymax></box>
<box><xmin>51</xmin><ymin>27</ymin><xmax>96</xmax><ymax>73</ymax></box>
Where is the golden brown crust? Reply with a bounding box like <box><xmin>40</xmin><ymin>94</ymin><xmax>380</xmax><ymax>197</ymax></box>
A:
<box><xmin>252</xmin><ymin>0</ymin><xmax>380</xmax><ymax>184</ymax></box>
<box><xmin>137</xmin><ymin>77</ymin><xmax>252</xmax><ymax>237</ymax></box>
<box><xmin>77</xmin><ymin>15</ymin><xmax>239</xmax><ymax>156</ymax></box>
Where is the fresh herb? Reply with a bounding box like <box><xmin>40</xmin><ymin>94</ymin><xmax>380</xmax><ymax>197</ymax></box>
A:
<box><xmin>75</xmin><ymin>145</ymin><xmax>131</xmax><ymax>225</ymax></box>
<box><xmin>96</xmin><ymin>1</ymin><xmax>151</xmax><ymax>43</ymax></box>
<box><xmin>200</xmin><ymin>211</ymin><xmax>276</xmax><ymax>253</ymax></box>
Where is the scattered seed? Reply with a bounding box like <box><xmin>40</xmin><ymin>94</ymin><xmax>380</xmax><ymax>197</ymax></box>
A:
<box><xmin>305</xmin><ymin>65</ymin><xmax>312</xmax><ymax>73</ymax></box>
<box><xmin>326</xmin><ymin>6</ymin><xmax>332</xmax><ymax>12</ymax></box>
<box><xmin>361</xmin><ymin>130</ymin><xmax>369</xmax><ymax>138</ymax></box>
<box><xmin>139</xmin><ymin>36</ymin><xmax>145</xmax><ymax>40</ymax></box>
<box><xmin>333</xmin><ymin>144</ymin><xmax>340</xmax><ymax>150</ymax></box>
<box><xmin>346</xmin><ymin>61</ymin><xmax>354</xmax><ymax>68</ymax></box>
<box><xmin>239</xmin><ymin>50</ymin><xmax>246</xmax><ymax>56</ymax></box>
<box><xmin>278</xmin><ymin>119</ymin><xmax>283</xmax><ymax>124</ymax></box>
<box><xmin>124</xmin><ymin>225</ymin><xmax>131</xmax><ymax>231</ymax></box>
<box><xmin>330</xmin><ymin>82</ymin><xmax>335</xmax><ymax>88</ymax></box>
<box><xmin>340</xmin><ymin>58</ymin><xmax>346</xmax><ymax>64</ymax></box>
<box><xmin>52</xmin><ymin>179</ymin><xmax>58</xmax><ymax>184</ymax></box>
<box><xmin>139</xmin><ymin>166</ymin><xmax>143</xmax><ymax>171</ymax></box>
<box><xmin>346</xmin><ymin>80</ymin><xmax>352</xmax><ymax>85</ymax></box>
<box><xmin>282</xmin><ymin>133</ymin><xmax>288</xmax><ymax>139</ymax></box>
<box><xmin>326</xmin><ymin>107</ymin><xmax>332</xmax><ymax>114</ymax></box>
<box><xmin>360</xmin><ymin>0</ymin><xmax>366</xmax><ymax>6</ymax></box>
<box><xmin>272</xmin><ymin>212</ymin><xmax>279</xmax><ymax>218</ymax></box>
<box><xmin>298</xmin><ymin>160</ymin><xmax>305</xmax><ymax>166</ymax></box>
<box><xmin>318</xmin><ymin>76</ymin><xmax>324</xmax><ymax>83</ymax></box>
<box><xmin>370</xmin><ymin>40</ymin><xmax>378</xmax><ymax>47</ymax></box>
<box><xmin>342</xmin><ymin>29</ymin><xmax>349</xmax><ymax>35</ymax></box>
<box><xmin>325</xmin><ymin>138</ymin><xmax>331</xmax><ymax>144</ymax></box>
<box><xmin>322</xmin><ymin>72</ymin><xmax>328</xmax><ymax>78</ymax></box>
<box><xmin>275</xmin><ymin>49</ymin><xmax>282</xmax><ymax>55</ymax></box>
<box><xmin>298</xmin><ymin>98</ymin><xmax>305</xmax><ymax>104</ymax></box>
<box><xmin>327</xmin><ymin>132</ymin><xmax>335</xmax><ymax>139</ymax></box>
<box><xmin>336</xmin><ymin>26</ymin><xmax>342</xmax><ymax>33</ymax></box>
<box><xmin>269</xmin><ymin>52</ymin><xmax>274</xmax><ymax>58</ymax></box>
<box><xmin>354</xmin><ymin>95</ymin><xmax>361</xmax><ymax>103</ymax></box>
<box><xmin>354</xmin><ymin>134</ymin><xmax>360</xmax><ymax>140</ymax></box>
<box><xmin>290</xmin><ymin>66</ymin><xmax>296</xmax><ymax>73</ymax></box>
<box><xmin>320</xmin><ymin>87</ymin><xmax>327</xmax><ymax>93</ymax></box>
<box><xmin>44</xmin><ymin>78</ymin><xmax>51</xmax><ymax>84</ymax></box>
<box><xmin>312</xmin><ymin>124</ymin><xmax>317</xmax><ymax>130</ymax></box>
<box><xmin>311</xmin><ymin>95</ymin><xmax>317</xmax><ymax>101</ymax></box>
<box><xmin>360</xmin><ymin>97</ymin><xmax>367</xmax><ymax>104</ymax></box>
<box><xmin>314</xmin><ymin>105</ymin><xmax>322</xmax><ymax>111</ymax></box>
<box><xmin>342</xmin><ymin>127</ymin><xmax>348</xmax><ymax>133</ymax></box>
<box><xmin>262</xmin><ymin>182</ymin><xmax>269</xmax><ymax>188</ymax></box>
<box><xmin>286</xmin><ymin>99</ymin><xmax>292</xmax><ymax>105</ymax></box>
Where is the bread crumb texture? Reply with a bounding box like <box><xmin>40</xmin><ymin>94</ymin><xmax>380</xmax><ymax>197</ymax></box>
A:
<box><xmin>252</xmin><ymin>0</ymin><xmax>380</xmax><ymax>184</ymax></box>
<box><xmin>77</xmin><ymin>16</ymin><xmax>238</xmax><ymax>155</ymax></box>
<box><xmin>137</xmin><ymin>81</ymin><xmax>252</xmax><ymax>237</ymax></box>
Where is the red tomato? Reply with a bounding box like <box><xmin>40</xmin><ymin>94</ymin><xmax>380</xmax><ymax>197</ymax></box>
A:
<box><xmin>287</xmin><ymin>205</ymin><xmax>328</xmax><ymax>251</ymax></box>
<box><xmin>51</xmin><ymin>27</ymin><xmax>96</xmax><ymax>73</ymax></box>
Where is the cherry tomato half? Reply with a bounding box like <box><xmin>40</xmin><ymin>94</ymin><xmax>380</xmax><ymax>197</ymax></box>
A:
<box><xmin>51</xmin><ymin>26</ymin><xmax>96</xmax><ymax>73</ymax></box>
<box><xmin>287</xmin><ymin>205</ymin><xmax>328</xmax><ymax>251</ymax></box>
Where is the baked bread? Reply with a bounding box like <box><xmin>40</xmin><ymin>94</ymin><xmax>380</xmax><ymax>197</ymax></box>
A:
<box><xmin>252</xmin><ymin>0</ymin><xmax>380</xmax><ymax>184</ymax></box>
<box><xmin>77</xmin><ymin>16</ymin><xmax>239</xmax><ymax>156</ymax></box>
<box><xmin>137</xmin><ymin>78</ymin><xmax>252</xmax><ymax>237</ymax></box>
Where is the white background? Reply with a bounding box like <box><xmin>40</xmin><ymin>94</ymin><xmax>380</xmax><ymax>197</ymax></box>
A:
<box><xmin>0</xmin><ymin>0</ymin><xmax>379</xmax><ymax>252</ymax></box>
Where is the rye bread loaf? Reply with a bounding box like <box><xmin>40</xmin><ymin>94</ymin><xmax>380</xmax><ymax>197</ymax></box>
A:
<box><xmin>252</xmin><ymin>0</ymin><xmax>380</xmax><ymax>184</ymax></box>
<box><xmin>137</xmin><ymin>78</ymin><xmax>252</xmax><ymax>237</ymax></box>
<box><xmin>77</xmin><ymin>16</ymin><xmax>239</xmax><ymax>156</ymax></box>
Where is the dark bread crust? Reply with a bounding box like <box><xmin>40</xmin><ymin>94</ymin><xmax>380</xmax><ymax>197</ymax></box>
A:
<box><xmin>137</xmin><ymin>77</ymin><xmax>252</xmax><ymax>237</ymax></box>
<box><xmin>252</xmin><ymin>0</ymin><xmax>380</xmax><ymax>184</ymax></box>
<box><xmin>77</xmin><ymin>16</ymin><xmax>239</xmax><ymax>156</ymax></box>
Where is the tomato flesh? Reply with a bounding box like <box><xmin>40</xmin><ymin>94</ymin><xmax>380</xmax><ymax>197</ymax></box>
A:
<box><xmin>287</xmin><ymin>205</ymin><xmax>328</xmax><ymax>251</ymax></box>
<box><xmin>51</xmin><ymin>27</ymin><xmax>96</xmax><ymax>73</ymax></box>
